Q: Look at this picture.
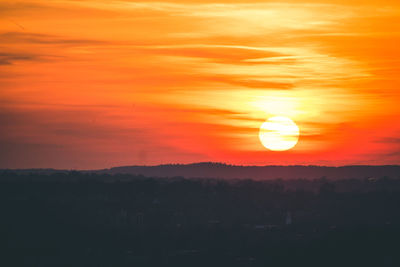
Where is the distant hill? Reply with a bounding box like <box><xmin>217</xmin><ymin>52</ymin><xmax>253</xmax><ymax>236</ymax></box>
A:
<box><xmin>2</xmin><ymin>163</ymin><xmax>399</xmax><ymax>180</ymax></box>
<box><xmin>97</xmin><ymin>163</ymin><xmax>399</xmax><ymax>180</ymax></box>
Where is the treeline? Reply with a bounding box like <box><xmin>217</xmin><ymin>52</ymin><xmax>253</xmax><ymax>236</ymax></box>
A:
<box><xmin>1</xmin><ymin>170</ymin><xmax>400</xmax><ymax>192</ymax></box>
<box><xmin>1</xmin><ymin>172</ymin><xmax>400</xmax><ymax>267</ymax></box>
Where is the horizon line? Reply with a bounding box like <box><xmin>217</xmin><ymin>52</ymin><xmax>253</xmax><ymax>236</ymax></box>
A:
<box><xmin>1</xmin><ymin>161</ymin><xmax>399</xmax><ymax>172</ymax></box>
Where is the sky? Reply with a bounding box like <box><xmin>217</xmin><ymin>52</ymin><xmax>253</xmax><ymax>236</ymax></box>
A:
<box><xmin>1</xmin><ymin>0</ymin><xmax>399</xmax><ymax>169</ymax></box>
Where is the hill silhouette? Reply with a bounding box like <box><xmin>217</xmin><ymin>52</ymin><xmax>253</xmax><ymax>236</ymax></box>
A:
<box><xmin>99</xmin><ymin>163</ymin><xmax>400</xmax><ymax>180</ymax></box>
<box><xmin>6</xmin><ymin>162</ymin><xmax>398</xmax><ymax>180</ymax></box>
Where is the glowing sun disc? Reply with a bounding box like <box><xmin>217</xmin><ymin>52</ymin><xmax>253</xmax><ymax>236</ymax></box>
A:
<box><xmin>259</xmin><ymin>116</ymin><xmax>300</xmax><ymax>151</ymax></box>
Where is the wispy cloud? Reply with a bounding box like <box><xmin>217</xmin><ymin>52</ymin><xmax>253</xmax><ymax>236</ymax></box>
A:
<box><xmin>0</xmin><ymin>32</ymin><xmax>105</xmax><ymax>45</ymax></box>
<box><xmin>0</xmin><ymin>52</ymin><xmax>40</xmax><ymax>65</ymax></box>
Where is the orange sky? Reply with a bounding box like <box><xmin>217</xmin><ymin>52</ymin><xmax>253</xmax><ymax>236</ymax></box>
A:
<box><xmin>1</xmin><ymin>0</ymin><xmax>399</xmax><ymax>169</ymax></box>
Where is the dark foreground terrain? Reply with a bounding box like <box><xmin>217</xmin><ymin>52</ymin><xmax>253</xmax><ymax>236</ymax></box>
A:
<box><xmin>1</xmin><ymin>171</ymin><xmax>400</xmax><ymax>266</ymax></box>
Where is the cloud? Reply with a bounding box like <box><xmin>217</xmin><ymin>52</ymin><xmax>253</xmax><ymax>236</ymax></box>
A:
<box><xmin>138</xmin><ymin>45</ymin><xmax>285</xmax><ymax>63</ymax></box>
<box><xmin>0</xmin><ymin>32</ymin><xmax>105</xmax><ymax>45</ymax></box>
<box><xmin>0</xmin><ymin>2</ymin><xmax>45</xmax><ymax>15</ymax></box>
<box><xmin>0</xmin><ymin>52</ymin><xmax>40</xmax><ymax>65</ymax></box>
<box><xmin>377</xmin><ymin>137</ymin><xmax>400</xmax><ymax>145</ymax></box>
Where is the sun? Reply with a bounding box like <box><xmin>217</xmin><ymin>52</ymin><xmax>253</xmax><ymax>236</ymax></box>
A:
<box><xmin>259</xmin><ymin>116</ymin><xmax>300</xmax><ymax>151</ymax></box>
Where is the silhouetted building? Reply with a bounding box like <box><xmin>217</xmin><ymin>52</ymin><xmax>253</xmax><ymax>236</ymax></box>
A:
<box><xmin>132</xmin><ymin>212</ymin><xmax>144</xmax><ymax>228</ymax></box>
<box><xmin>286</xmin><ymin>211</ymin><xmax>292</xmax><ymax>225</ymax></box>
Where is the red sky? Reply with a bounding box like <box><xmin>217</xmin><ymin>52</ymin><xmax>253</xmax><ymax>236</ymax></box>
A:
<box><xmin>1</xmin><ymin>0</ymin><xmax>399</xmax><ymax>169</ymax></box>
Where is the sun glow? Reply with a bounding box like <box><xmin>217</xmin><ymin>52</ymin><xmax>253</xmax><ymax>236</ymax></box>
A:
<box><xmin>259</xmin><ymin>116</ymin><xmax>300</xmax><ymax>151</ymax></box>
